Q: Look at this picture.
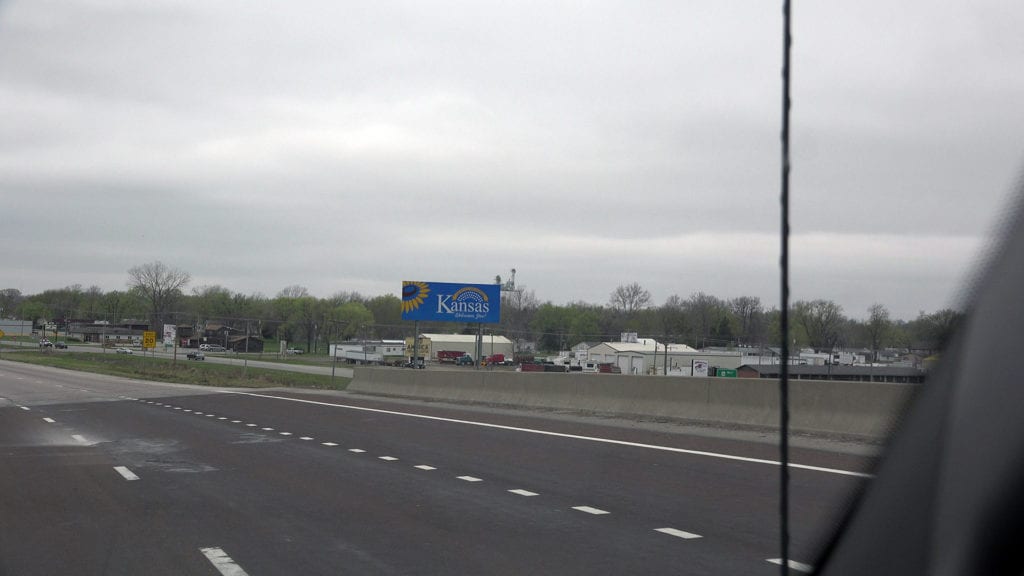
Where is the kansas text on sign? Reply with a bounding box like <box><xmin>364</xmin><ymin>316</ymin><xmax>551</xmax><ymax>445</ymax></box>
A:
<box><xmin>401</xmin><ymin>281</ymin><xmax>501</xmax><ymax>324</ymax></box>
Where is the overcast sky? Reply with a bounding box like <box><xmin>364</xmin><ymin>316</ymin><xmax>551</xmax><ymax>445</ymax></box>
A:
<box><xmin>2</xmin><ymin>0</ymin><xmax>1022</xmax><ymax>320</ymax></box>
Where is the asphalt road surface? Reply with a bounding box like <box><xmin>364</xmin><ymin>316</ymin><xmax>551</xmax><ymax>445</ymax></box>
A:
<box><xmin>0</xmin><ymin>360</ymin><xmax>874</xmax><ymax>575</ymax></box>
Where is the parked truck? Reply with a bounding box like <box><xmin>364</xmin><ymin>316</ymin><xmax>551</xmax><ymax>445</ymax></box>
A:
<box><xmin>437</xmin><ymin>350</ymin><xmax>465</xmax><ymax>363</ymax></box>
<box><xmin>484</xmin><ymin>353</ymin><xmax>509</xmax><ymax>366</ymax></box>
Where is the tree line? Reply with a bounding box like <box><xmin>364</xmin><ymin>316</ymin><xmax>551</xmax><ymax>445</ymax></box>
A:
<box><xmin>0</xmin><ymin>264</ymin><xmax>962</xmax><ymax>355</ymax></box>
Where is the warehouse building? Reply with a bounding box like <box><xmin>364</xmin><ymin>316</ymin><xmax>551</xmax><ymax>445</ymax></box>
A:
<box><xmin>406</xmin><ymin>333</ymin><xmax>514</xmax><ymax>362</ymax></box>
<box><xmin>586</xmin><ymin>339</ymin><xmax>743</xmax><ymax>376</ymax></box>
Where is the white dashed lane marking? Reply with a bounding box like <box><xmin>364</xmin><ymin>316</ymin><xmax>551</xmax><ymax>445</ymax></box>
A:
<box><xmin>42</xmin><ymin>417</ymin><xmax>56</xmax><ymax>423</ymax></box>
<box><xmin>19</xmin><ymin>406</ymin><xmax>30</xmax><ymax>411</ymax></box>
<box><xmin>572</xmin><ymin>506</ymin><xmax>610</xmax><ymax>515</ymax></box>
<box><xmin>508</xmin><ymin>489</ymin><xmax>538</xmax><ymax>497</ymax></box>
<box><xmin>655</xmin><ymin>527</ymin><xmax>702</xmax><ymax>540</ymax></box>
<box><xmin>200</xmin><ymin>547</ymin><xmax>250</xmax><ymax>576</ymax></box>
<box><xmin>230</xmin><ymin>391</ymin><xmax>871</xmax><ymax>478</ymax></box>
<box><xmin>114</xmin><ymin>466</ymin><xmax>140</xmax><ymax>481</ymax></box>
<box><xmin>767</xmin><ymin>559</ymin><xmax>813</xmax><ymax>573</ymax></box>
<box><xmin>71</xmin><ymin>434</ymin><xmax>89</xmax><ymax>444</ymax></box>
<box><xmin>133</xmin><ymin>398</ymin><xmax>714</xmax><ymax>555</ymax></box>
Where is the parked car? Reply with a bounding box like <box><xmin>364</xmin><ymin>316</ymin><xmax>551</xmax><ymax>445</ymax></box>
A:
<box><xmin>199</xmin><ymin>344</ymin><xmax>211</xmax><ymax>351</ymax></box>
<box><xmin>187</xmin><ymin>351</ymin><xmax>205</xmax><ymax>361</ymax></box>
<box><xmin>54</xmin><ymin>341</ymin><xmax>68</xmax><ymax>349</ymax></box>
<box><xmin>115</xmin><ymin>347</ymin><xmax>133</xmax><ymax>355</ymax></box>
<box><xmin>286</xmin><ymin>348</ymin><xmax>304</xmax><ymax>355</ymax></box>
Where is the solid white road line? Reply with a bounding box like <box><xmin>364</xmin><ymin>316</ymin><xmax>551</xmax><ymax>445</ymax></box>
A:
<box><xmin>229</xmin><ymin>391</ymin><xmax>872</xmax><ymax>478</ymax></box>
<box><xmin>655</xmin><ymin>527</ymin><xmax>702</xmax><ymax>539</ymax></box>
<box><xmin>200</xmin><ymin>547</ymin><xmax>250</xmax><ymax>576</ymax></box>
<box><xmin>348</xmin><ymin>448</ymin><xmax>365</xmax><ymax>453</ymax></box>
<box><xmin>572</xmin><ymin>506</ymin><xmax>609</xmax><ymax>515</ymax></box>
<box><xmin>113</xmin><ymin>466</ymin><xmax>140</xmax><ymax>481</ymax></box>
<box><xmin>457</xmin><ymin>475</ymin><xmax>482</xmax><ymax>482</ymax></box>
<box><xmin>72</xmin><ymin>434</ymin><xmax>88</xmax><ymax>444</ymax></box>
<box><xmin>508</xmin><ymin>489</ymin><xmax>538</xmax><ymax>497</ymax></box>
<box><xmin>42</xmin><ymin>417</ymin><xmax>55</xmax><ymax>423</ymax></box>
<box><xmin>415</xmin><ymin>465</ymin><xmax>437</xmax><ymax>470</ymax></box>
<box><xmin>379</xmin><ymin>456</ymin><xmax>399</xmax><ymax>461</ymax></box>
<box><xmin>766</xmin><ymin>559</ymin><xmax>813</xmax><ymax>572</ymax></box>
<box><xmin>322</xmin><ymin>442</ymin><xmax>338</xmax><ymax>446</ymax></box>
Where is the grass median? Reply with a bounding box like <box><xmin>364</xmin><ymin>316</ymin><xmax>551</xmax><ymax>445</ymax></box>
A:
<box><xmin>3</xmin><ymin>351</ymin><xmax>350</xmax><ymax>390</ymax></box>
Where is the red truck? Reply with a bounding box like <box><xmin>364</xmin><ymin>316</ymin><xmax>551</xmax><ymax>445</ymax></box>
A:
<box><xmin>436</xmin><ymin>350</ymin><xmax>465</xmax><ymax>363</ymax></box>
<box><xmin>484</xmin><ymin>353</ymin><xmax>508</xmax><ymax>365</ymax></box>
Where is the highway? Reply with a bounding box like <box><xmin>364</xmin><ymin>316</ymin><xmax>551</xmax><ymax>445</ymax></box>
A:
<box><xmin>0</xmin><ymin>340</ymin><xmax>355</xmax><ymax>378</ymax></box>
<box><xmin>0</xmin><ymin>359</ymin><xmax>872</xmax><ymax>575</ymax></box>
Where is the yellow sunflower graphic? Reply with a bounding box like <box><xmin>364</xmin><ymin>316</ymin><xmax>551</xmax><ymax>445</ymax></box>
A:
<box><xmin>402</xmin><ymin>281</ymin><xmax>430</xmax><ymax>313</ymax></box>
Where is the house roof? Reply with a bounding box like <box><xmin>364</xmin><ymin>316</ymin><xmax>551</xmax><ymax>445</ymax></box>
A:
<box><xmin>590</xmin><ymin>341</ymin><xmax>710</xmax><ymax>354</ymax></box>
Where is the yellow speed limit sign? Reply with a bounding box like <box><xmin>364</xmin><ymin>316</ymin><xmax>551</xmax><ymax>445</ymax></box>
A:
<box><xmin>142</xmin><ymin>331</ymin><xmax>157</xmax><ymax>349</ymax></box>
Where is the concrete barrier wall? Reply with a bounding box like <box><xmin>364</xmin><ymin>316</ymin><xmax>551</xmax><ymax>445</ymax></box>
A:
<box><xmin>349</xmin><ymin>368</ymin><xmax>917</xmax><ymax>439</ymax></box>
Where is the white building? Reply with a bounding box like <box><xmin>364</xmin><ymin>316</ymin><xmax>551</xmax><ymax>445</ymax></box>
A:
<box><xmin>587</xmin><ymin>340</ymin><xmax>742</xmax><ymax>376</ymax></box>
<box><xmin>406</xmin><ymin>333</ymin><xmax>514</xmax><ymax>361</ymax></box>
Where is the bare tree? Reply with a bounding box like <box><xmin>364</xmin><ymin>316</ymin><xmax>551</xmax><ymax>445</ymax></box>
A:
<box><xmin>609</xmin><ymin>282</ymin><xmax>652</xmax><ymax>314</ymax></box>
<box><xmin>127</xmin><ymin>261</ymin><xmax>190</xmax><ymax>328</ymax></box>
<box><xmin>793</xmin><ymin>299</ymin><xmax>846</xmax><ymax>352</ymax></box>
<box><xmin>729</xmin><ymin>296</ymin><xmax>764</xmax><ymax>345</ymax></box>
<box><xmin>866</xmin><ymin>303</ymin><xmax>892</xmax><ymax>361</ymax></box>
<box><xmin>685</xmin><ymin>292</ymin><xmax>726</xmax><ymax>346</ymax></box>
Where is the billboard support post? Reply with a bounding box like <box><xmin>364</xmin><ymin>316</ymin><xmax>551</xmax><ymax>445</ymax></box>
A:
<box><xmin>413</xmin><ymin>321</ymin><xmax>420</xmax><ymax>367</ymax></box>
<box><xmin>476</xmin><ymin>323</ymin><xmax>483</xmax><ymax>370</ymax></box>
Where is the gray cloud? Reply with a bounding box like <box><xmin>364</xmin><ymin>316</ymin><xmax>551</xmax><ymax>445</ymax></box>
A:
<box><xmin>1</xmin><ymin>0</ymin><xmax>1020</xmax><ymax>320</ymax></box>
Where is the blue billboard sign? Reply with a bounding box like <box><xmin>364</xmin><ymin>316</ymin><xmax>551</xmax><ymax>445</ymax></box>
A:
<box><xmin>401</xmin><ymin>281</ymin><xmax>501</xmax><ymax>324</ymax></box>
